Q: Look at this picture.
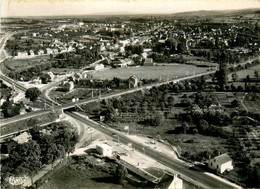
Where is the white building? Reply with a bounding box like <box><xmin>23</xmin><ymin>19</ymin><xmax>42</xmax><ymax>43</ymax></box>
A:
<box><xmin>208</xmin><ymin>153</ymin><xmax>233</xmax><ymax>174</ymax></box>
<box><xmin>38</xmin><ymin>50</ymin><xmax>45</xmax><ymax>55</ymax></box>
<box><xmin>68</xmin><ymin>81</ymin><xmax>74</xmax><ymax>92</ymax></box>
<box><xmin>46</xmin><ymin>71</ymin><xmax>55</xmax><ymax>81</ymax></box>
<box><xmin>168</xmin><ymin>175</ymin><xmax>183</xmax><ymax>189</ymax></box>
<box><xmin>46</xmin><ymin>48</ymin><xmax>53</xmax><ymax>54</ymax></box>
<box><xmin>15</xmin><ymin>51</ymin><xmax>28</xmax><ymax>59</ymax></box>
<box><xmin>155</xmin><ymin>173</ymin><xmax>183</xmax><ymax>189</ymax></box>
<box><xmin>32</xmin><ymin>77</ymin><xmax>42</xmax><ymax>84</ymax></box>
<box><xmin>96</xmin><ymin>143</ymin><xmax>113</xmax><ymax>157</ymax></box>
<box><xmin>129</xmin><ymin>75</ymin><xmax>139</xmax><ymax>88</ymax></box>
<box><xmin>29</xmin><ymin>50</ymin><xmax>35</xmax><ymax>56</ymax></box>
<box><xmin>93</xmin><ymin>64</ymin><xmax>105</xmax><ymax>71</ymax></box>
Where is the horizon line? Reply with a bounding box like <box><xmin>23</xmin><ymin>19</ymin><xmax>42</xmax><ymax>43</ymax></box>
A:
<box><xmin>1</xmin><ymin>7</ymin><xmax>259</xmax><ymax>19</ymax></box>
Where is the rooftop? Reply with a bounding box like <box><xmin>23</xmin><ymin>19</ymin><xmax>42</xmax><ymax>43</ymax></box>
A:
<box><xmin>212</xmin><ymin>153</ymin><xmax>232</xmax><ymax>165</ymax></box>
<box><xmin>13</xmin><ymin>132</ymin><xmax>31</xmax><ymax>144</ymax></box>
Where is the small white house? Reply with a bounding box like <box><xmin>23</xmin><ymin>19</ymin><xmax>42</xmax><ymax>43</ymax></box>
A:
<box><xmin>208</xmin><ymin>153</ymin><xmax>233</xmax><ymax>174</ymax></box>
<box><xmin>96</xmin><ymin>143</ymin><xmax>113</xmax><ymax>157</ymax></box>
<box><xmin>15</xmin><ymin>51</ymin><xmax>28</xmax><ymax>58</ymax></box>
<box><xmin>68</xmin><ymin>81</ymin><xmax>74</xmax><ymax>91</ymax></box>
<box><xmin>92</xmin><ymin>64</ymin><xmax>105</xmax><ymax>71</ymax></box>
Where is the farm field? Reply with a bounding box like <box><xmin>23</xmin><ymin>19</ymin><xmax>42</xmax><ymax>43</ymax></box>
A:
<box><xmin>92</xmin><ymin>64</ymin><xmax>210</xmax><ymax>80</ymax></box>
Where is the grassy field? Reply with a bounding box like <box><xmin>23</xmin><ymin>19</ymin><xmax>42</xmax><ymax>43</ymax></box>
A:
<box><xmin>243</xmin><ymin>100</ymin><xmax>260</xmax><ymax>113</ymax></box>
<box><xmin>228</xmin><ymin>64</ymin><xmax>260</xmax><ymax>81</ymax></box>
<box><xmin>0</xmin><ymin>113</ymin><xmax>57</xmax><ymax>136</ymax></box>
<box><xmin>39</xmin><ymin>156</ymin><xmax>134</xmax><ymax>189</ymax></box>
<box><xmin>92</xmin><ymin>64</ymin><xmax>209</xmax><ymax>80</ymax></box>
<box><xmin>3</xmin><ymin>55</ymin><xmax>50</xmax><ymax>72</ymax></box>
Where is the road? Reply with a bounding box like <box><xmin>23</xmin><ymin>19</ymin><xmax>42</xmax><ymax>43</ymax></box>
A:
<box><xmin>0</xmin><ymin>32</ymin><xmax>16</xmax><ymax>63</ymax></box>
<box><xmin>66</xmin><ymin>111</ymin><xmax>240</xmax><ymax>189</ymax></box>
<box><xmin>1</xmin><ymin>53</ymin><xmax>259</xmax><ymax>126</ymax></box>
<box><xmin>0</xmin><ymin>48</ymin><xmax>257</xmax><ymax>187</ymax></box>
<box><xmin>57</xmin><ymin>70</ymin><xmax>216</xmax><ymax>110</ymax></box>
<box><xmin>0</xmin><ymin>70</ymin><xmax>215</xmax><ymax>126</ymax></box>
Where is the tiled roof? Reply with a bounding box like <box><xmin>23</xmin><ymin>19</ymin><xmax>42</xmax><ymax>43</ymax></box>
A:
<box><xmin>213</xmin><ymin>153</ymin><xmax>232</xmax><ymax>165</ymax></box>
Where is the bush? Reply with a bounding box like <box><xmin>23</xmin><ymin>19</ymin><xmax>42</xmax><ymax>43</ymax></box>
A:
<box><xmin>231</xmin><ymin>99</ymin><xmax>239</xmax><ymax>107</ymax></box>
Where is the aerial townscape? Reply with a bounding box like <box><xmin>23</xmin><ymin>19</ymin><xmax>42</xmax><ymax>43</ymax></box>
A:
<box><xmin>0</xmin><ymin>1</ymin><xmax>260</xmax><ymax>188</ymax></box>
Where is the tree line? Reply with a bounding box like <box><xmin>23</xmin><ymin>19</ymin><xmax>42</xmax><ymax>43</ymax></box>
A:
<box><xmin>1</xmin><ymin>122</ymin><xmax>78</xmax><ymax>188</ymax></box>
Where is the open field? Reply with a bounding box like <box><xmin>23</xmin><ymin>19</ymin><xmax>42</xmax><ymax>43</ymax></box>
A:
<box><xmin>39</xmin><ymin>155</ymin><xmax>134</xmax><ymax>189</ymax></box>
<box><xmin>3</xmin><ymin>55</ymin><xmax>50</xmax><ymax>72</ymax></box>
<box><xmin>228</xmin><ymin>64</ymin><xmax>260</xmax><ymax>81</ymax></box>
<box><xmin>243</xmin><ymin>99</ymin><xmax>260</xmax><ymax>113</ymax></box>
<box><xmin>235</xmin><ymin>92</ymin><xmax>260</xmax><ymax>113</ymax></box>
<box><xmin>92</xmin><ymin>64</ymin><xmax>210</xmax><ymax>80</ymax></box>
<box><xmin>0</xmin><ymin>113</ymin><xmax>57</xmax><ymax>136</ymax></box>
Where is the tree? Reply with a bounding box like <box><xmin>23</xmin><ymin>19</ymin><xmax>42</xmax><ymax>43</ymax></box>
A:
<box><xmin>214</xmin><ymin>62</ymin><xmax>228</xmax><ymax>90</ymax></box>
<box><xmin>181</xmin><ymin>122</ymin><xmax>189</xmax><ymax>134</ymax></box>
<box><xmin>246</xmin><ymin>74</ymin><xmax>251</xmax><ymax>82</ymax></box>
<box><xmin>254</xmin><ymin>70</ymin><xmax>259</xmax><ymax>78</ymax></box>
<box><xmin>115</xmin><ymin>164</ymin><xmax>128</xmax><ymax>184</ymax></box>
<box><xmin>197</xmin><ymin>119</ymin><xmax>209</xmax><ymax>134</ymax></box>
<box><xmin>7</xmin><ymin>141</ymin><xmax>42</xmax><ymax>177</ymax></box>
<box><xmin>112</xmin><ymin>77</ymin><xmax>120</xmax><ymax>88</ymax></box>
<box><xmin>25</xmin><ymin>87</ymin><xmax>42</xmax><ymax>102</ymax></box>
<box><xmin>231</xmin><ymin>99</ymin><xmax>239</xmax><ymax>107</ymax></box>
<box><xmin>231</xmin><ymin>73</ymin><xmax>238</xmax><ymax>82</ymax></box>
<box><xmin>40</xmin><ymin>73</ymin><xmax>51</xmax><ymax>84</ymax></box>
<box><xmin>167</xmin><ymin>96</ymin><xmax>175</xmax><ymax>107</ymax></box>
<box><xmin>1</xmin><ymin>101</ymin><xmax>21</xmax><ymax>118</ymax></box>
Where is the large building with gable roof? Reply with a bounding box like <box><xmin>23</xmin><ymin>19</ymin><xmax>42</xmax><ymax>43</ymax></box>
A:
<box><xmin>208</xmin><ymin>153</ymin><xmax>233</xmax><ymax>173</ymax></box>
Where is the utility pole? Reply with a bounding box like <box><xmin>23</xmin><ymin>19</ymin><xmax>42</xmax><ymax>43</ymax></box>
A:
<box><xmin>91</xmin><ymin>89</ymin><xmax>94</xmax><ymax>98</ymax></box>
<box><xmin>44</xmin><ymin>99</ymin><xmax>46</xmax><ymax>110</ymax></box>
<box><xmin>99</xmin><ymin>89</ymin><xmax>101</xmax><ymax>99</ymax></box>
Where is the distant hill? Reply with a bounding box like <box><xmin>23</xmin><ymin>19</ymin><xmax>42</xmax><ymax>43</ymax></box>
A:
<box><xmin>171</xmin><ymin>8</ymin><xmax>260</xmax><ymax>17</ymax></box>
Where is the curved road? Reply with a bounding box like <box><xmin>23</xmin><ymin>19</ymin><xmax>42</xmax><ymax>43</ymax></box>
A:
<box><xmin>66</xmin><ymin>111</ymin><xmax>240</xmax><ymax>189</ymax></box>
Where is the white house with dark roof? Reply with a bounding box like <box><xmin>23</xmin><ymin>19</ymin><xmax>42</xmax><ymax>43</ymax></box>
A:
<box><xmin>208</xmin><ymin>153</ymin><xmax>233</xmax><ymax>173</ymax></box>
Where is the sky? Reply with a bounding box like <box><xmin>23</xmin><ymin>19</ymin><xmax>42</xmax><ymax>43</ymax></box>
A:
<box><xmin>1</xmin><ymin>0</ymin><xmax>260</xmax><ymax>17</ymax></box>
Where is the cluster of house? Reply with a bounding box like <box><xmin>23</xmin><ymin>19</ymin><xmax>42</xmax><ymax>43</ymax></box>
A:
<box><xmin>30</xmin><ymin>71</ymin><xmax>55</xmax><ymax>84</ymax></box>
<box><xmin>14</xmin><ymin>39</ymin><xmax>81</xmax><ymax>59</ymax></box>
